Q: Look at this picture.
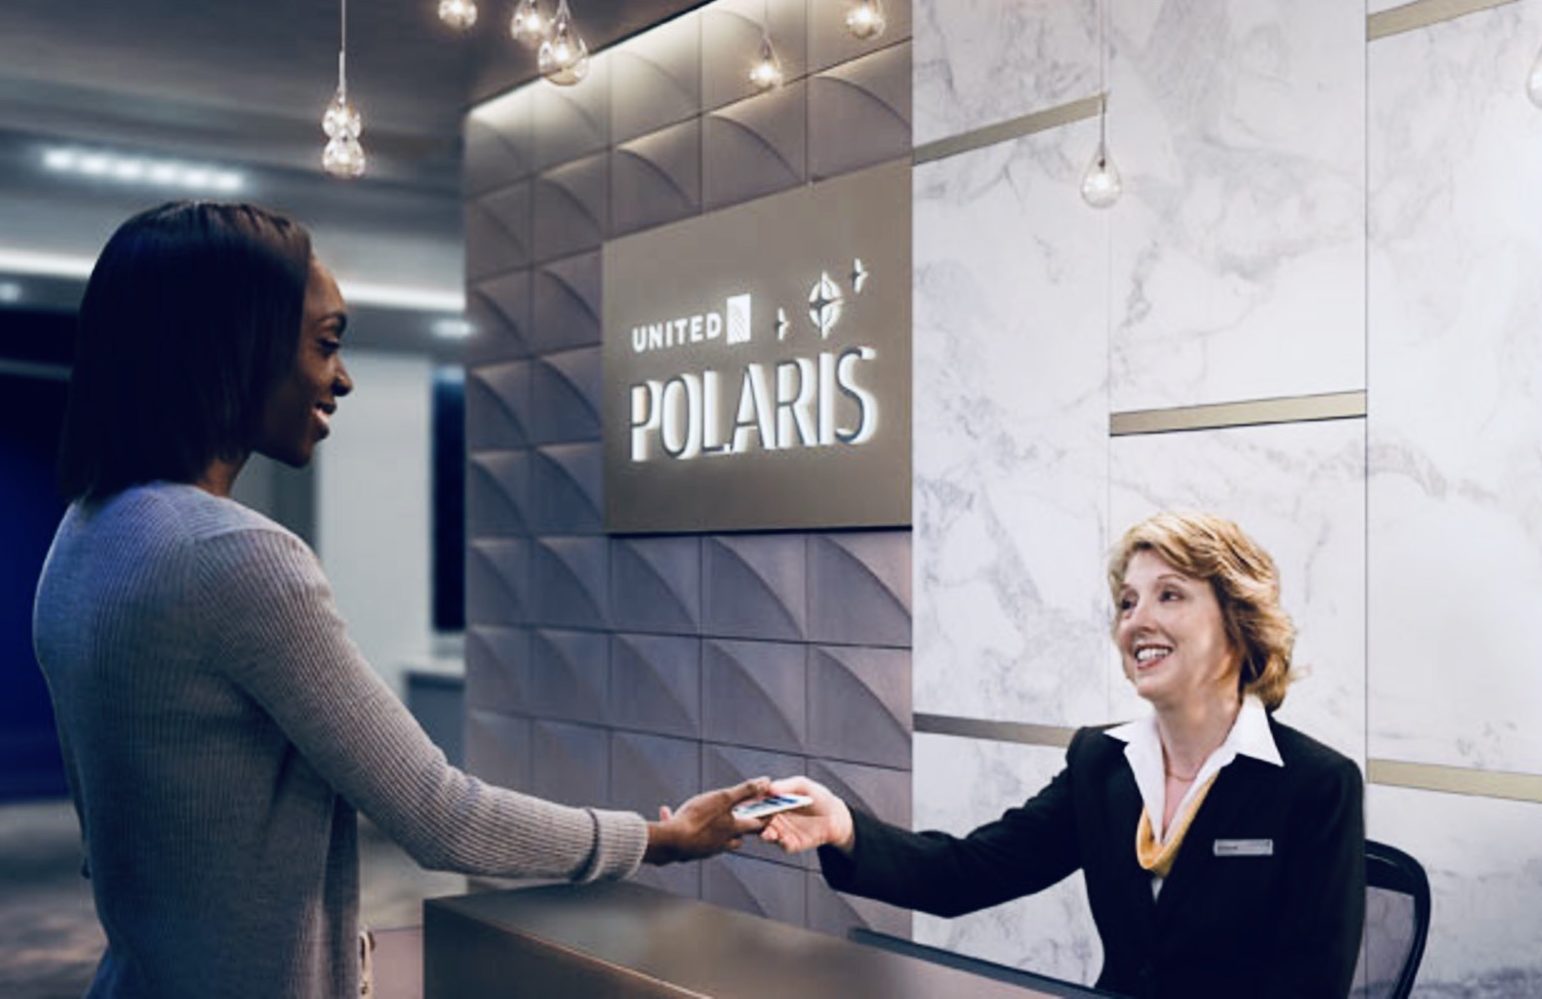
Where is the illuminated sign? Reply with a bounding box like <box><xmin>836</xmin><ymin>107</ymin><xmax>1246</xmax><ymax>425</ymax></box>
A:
<box><xmin>604</xmin><ymin>159</ymin><xmax>910</xmax><ymax>533</ymax></box>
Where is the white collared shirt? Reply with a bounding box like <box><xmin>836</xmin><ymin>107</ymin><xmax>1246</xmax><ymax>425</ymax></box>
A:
<box><xmin>1104</xmin><ymin>696</ymin><xmax>1283</xmax><ymax>897</ymax></box>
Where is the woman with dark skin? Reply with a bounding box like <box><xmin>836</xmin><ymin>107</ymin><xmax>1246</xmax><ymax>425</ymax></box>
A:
<box><xmin>34</xmin><ymin>202</ymin><xmax>767</xmax><ymax>998</ymax></box>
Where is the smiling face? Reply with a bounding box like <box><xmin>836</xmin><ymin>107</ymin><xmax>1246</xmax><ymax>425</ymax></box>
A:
<box><xmin>1115</xmin><ymin>549</ymin><xmax>1241</xmax><ymax>710</ymax></box>
<box><xmin>256</xmin><ymin>258</ymin><xmax>353</xmax><ymax>467</ymax></box>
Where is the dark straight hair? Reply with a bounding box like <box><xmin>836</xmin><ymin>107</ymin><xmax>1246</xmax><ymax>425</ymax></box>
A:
<box><xmin>58</xmin><ymin>202</ymin><xmax>313</xmax><ymax>502</ymax></box>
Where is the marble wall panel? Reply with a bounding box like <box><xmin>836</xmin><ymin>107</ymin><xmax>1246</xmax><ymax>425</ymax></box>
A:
<box><xmin>1368</xmin><ymin>0</ymin><xmax>1542</xmax><ymax>774</ymax></box>
<box><xmin>1108</xmin><ymin>0</ymin><xmax>1365</xmax><ymax>410</ymax></box>
<box><xmin>610</xmin><ymin>633</ymin><xmax>702</xmax><ymax>739</ymax></box>
<box><xmin>912</xmin><ymin>119</ymin><xmax>1110</xmax><ymax>727</ymax></box>
<box><xmin>809</xmin><ymin>42</ymin><xmax>912</xmax><ymax>180</ymax></box>
<box><xmin>1108</xmin><ymin>420</ymin><xmax>1367</xmax><ymax>764</ymax></box>
<box><xmin>610</xmin><ymin>536</ymin><xmax>703</xmax><ymax>635</ymax></box>
<box><xmin>911</xmin><ymin>733</ymin><xmax>1102</xmax><ymax>985</ymax></box>
<box><xmin>912</xmin><ymin>0</ymin><xmax>1096</xmax><ymax>147</ymax></box>
<box><xmin>1367</xmin><ymin>785</ymin><xmax>1542</xmax><ymax>995</ymax></box>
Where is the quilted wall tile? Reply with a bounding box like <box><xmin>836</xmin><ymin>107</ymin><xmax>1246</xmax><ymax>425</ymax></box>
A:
<box><xmin>808</xmin><ymin>758</ymin><xmax>909</xmax><ymax>829</ymax></box>
<box><xmin>466</xmin><ymin>450</ymin><xmax>531</xmax><ymax>538</ymax></box>
<box><xmin>533</xmin><ymin>153</ymin><xmax>609</xmax><ymax>263</ymax></box>
<box><xmin>609</xmin><ymin>12</ymin><xmax>703</xmax><ymax>142</ymax></box>
<box><xmin>702</xmin><ymin>639</ymin><xmax>807</xmax><ymax>753</ymax></box>
<box><xmin>531</xmin><ymin>57</ymin><xmax>610</xmax><ymax>171</ymax></box>
<box><xmin>465</xmin><ymin>88</ymin><xmax>534</xmax><ymax>194</ymax></box>
<box><xmin>528</xmin><ymin>719</ymin><xmax>609</xmax><ymax>807</ymax></box>
<box><xmin>465</xmin><ymin>361</ymin><xmax>531</xmax><ymax>451</ymax></box>
<box><xmin>530</xmin><ymin>536</ymin><xmax>609</xmax><ymax>630</ymax></box>
<box><xmin>632</xmin><ymin>859</ymin><xmax>702</xmax><ymax>899</ymax></box>
<box><xmin>531</xmin><ymin>251</ymin><xmax>602</xmax><ymax>353</ymax></box>
<box><xmin>465</xmin><ymin>183</ymin><xmax>531</xmax><ymax>281</ymax></box>
<box><xmin>528</xmin><ymin>348</ymin><xmax>602</xmax><ymax>445</ymax></box>
<box><xmin>702</xmin><ymin>854</ymin><xmax>807</xmax><ymax>925</ymax></box>
<box><xmin>702</xmin><ymin>535</ymin><xmax>807</xmax><ymax>641</ymax></box>
<box><xmin>527</xmin><ymin>628</ymin><xmax>609</xmax><ymax>724</ymax></box>
<box><xmin>466</xmin><ymin>538</ymin><xmax>529</xmax><ymax>626</ymax></box>
<box><xmin>701</xmin><ymin>742</ymin><xmax>812</xmax><ymax>870</ymax></box>
<box><xmin>464</xmin><ymin>710</ymin><xmax>531</xmax><ymax>793</ymax></box>
<box><xmin>530</xmin><ymin>443</ymin><xmax>603</xmax><ymax>536</ymax></box>
<box><xmin>610</xmin><ymin>633</ymin><xmax>702</xmax><ymax>739</ymax></box>
<box><xmin>703</xmin><ymin>80</ymin><xmax>808</xmax><ymax>211</ymax></box>
<box><xmin>807</xmin><ymin>532</ymin><xmax>911</xmax><ymax>647</ymax></box>
<box><xmin>807</xmin><ymin>875</ymin><xmax>911</xmax><ymax>938</ymax></box>
<box><xmin>609</xmin><ymin>730</ymin><xmax>702</xmax><ymax>817</ymax></box>
<box><xmin>611</xmin><ymin>118</ymin><xmax>702</xmax><ymax>236</ymax></box>
<box><xmin>807</xmin><ymin>0</ymin><xmax>912</xmax><ymax>74</ymax></box>
<box><xmin>809</xmin><ymin>42</ymin><xmax>912</xmax><ymax>180</ymax></box>
<box><xmin>465</xmin><ymin>269</ymin><xmax>532</xmax><ymax>365</ymax></box>
<box><xmin>808</xmin><ymin>645</ymin><xmax>911</xmax><ymax>769</ymax></box>
<box><xmin>702</xmin><ymin>0</ymin><xmax>809</xmax><ymax>111</ymax></box>
<box><xmin>610</xmin><ymin>536</ymin><xmax>702</xmax><ymax>635</ymax></box>
<box><xmin>465</xmin><ymin>625</ymin><xmax>531</xmax><ymax>714</ymax></box>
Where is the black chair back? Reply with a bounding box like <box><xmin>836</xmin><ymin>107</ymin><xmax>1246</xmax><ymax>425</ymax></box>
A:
<box><xmin>1354</xmin><ymin>839</ymin><xmax>1431</xmax><ymax>999</ymax></box>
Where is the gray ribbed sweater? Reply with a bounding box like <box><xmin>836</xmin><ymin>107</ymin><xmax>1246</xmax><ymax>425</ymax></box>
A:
<box><xmin>33</xmin><ymin>482</ymin><xmax>648</xmax><ymax>997</ymax></box>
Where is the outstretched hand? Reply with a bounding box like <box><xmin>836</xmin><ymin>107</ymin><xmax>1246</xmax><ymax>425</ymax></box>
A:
<box><xmin>644</xmin><ymin>777</ymin><xmax>772</xmax><ymax>865</ymax></box>
<box><xmin>758</xmin><ymin>776</ymin><xmax>854</xmax><ymax>856</ymax></box>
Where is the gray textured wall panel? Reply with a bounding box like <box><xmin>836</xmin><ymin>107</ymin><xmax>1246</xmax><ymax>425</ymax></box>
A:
<box><xmin>610</xmin><ymin>633</ymin><xmax>702</xmax><ymax>739</ymax></box>
<box><xmin>465</xmin><ymin>625</ymin><xmax>531</xmax><ymax>714</ymax></box>
<box><xmin>464</xmin><ymin>710</ymin><xmax>531</xmax><ymax>792</ymax></box>
<box><xmin>533</xmin><ymin>153</ymin><xmax>609</xmax><ymax>263</ymax></box>
<box><xmin>631</xmin><ymin>858</ymin><xmax>702</xmax><ymax>899</ymax></box>
<box><xmin>703</xmin><ymin>639</ymin><xmax>807</xmax><ymax>753</ymax></box>
<box><xmin>701</xmin><ymin>0</ymin><xmax>808</xmax><ymax>112</ymax></box>
<box><xmin>807</xmin><ymin>532</ymin><xmax>911</xmax><ymax>647</ymax></box>
<box><xmin>466</xmin><ymin>361</ymin><xmax>531</xmax><ymax>450</ymax></box>
<box><xmin>467</xmin><ymin>450</ymin><xmax>532</xmax><ymax>537</ymax></box>
<box><xmin>806</xmin><ymin>0</ymin><xmax>912</xmax><ymax>74</ymax></box>
<box><xmin>702</xmin><ymin>81</ymin><xmax>808</xmax><ymax>211</ymax></box>
<box><xmin>701</xmin><ymin>741</ymin><xmax>812</xmax><ymax>870</ymax></box>
<box><xmin>527</xmin><ymin>628</ymin><xmax>609</xmax><ymax>724</ymax></box>
<box><xmin>702</xmin><ymin>535</ymin><xmax>807</xmax><ymax>641</ymax></box>
<box><xmin>528</xmin><ymin>348</ymin><xmax>602</xmax><ymax>445</ymax></box>
<box><xmin>611</xmin><ymin>118</ymin><xmax>702</xmax><ymax>236</ymax></box>
<box><xmin>808</xmin><ymin>758</ymin><xmax>909</xmax><ymax>829</ymax></box>
<box><xmin>465</xmin><ymin>113</ymin><xmax>532</xmax><ymax>195</ymax></box>
<box><xmin>530</xmin><ymin>443</ymin><xmax>604</xmax><ymax>536</ymax></box>
<box><xmin>528</xmin><ymin>719</ymin><xmax>609</xmax><ymax>807</ymax></box>
<box><xmin>809</xmin><ymin>42</ymin><xmax>911</xmax><ymax>180</ymax></box>
<box><xmin>609</xmin><ymin>730</ymin><xmax>702</xmax><ymax>817</ymax></box>
<box><xmin>466</xmin><ymin>184</ymin><xmax>532</xmax><ymax>280</ymax></box>
<box><xmin>532</xmin><ymin>63</ymin><xmax>610</xmax><ymax>171</ymax></box>
<box><xmin>702</xmin><ymin>853</ymin><xmax>807</xmax><ymax>925</ymax></box>
<box><xmin>609</xmin><ymin>13</ymin><xmax>702</xmax><ymax>143</ymax></box>
<box><xmin>610</xmin><ymin>536</ymin><xmax>702</xmax><ymax>635</ymax></box>
<box><xmin>531</xmin><ymin>252</ymin><xmax>602</xmax><ymax>353</ymax></box>
<box><xmin>807</xmin><ymin>874</ymin><xmax>911</xmax><ymax>938</ymax></box>
<box><xmin>808</xmin><ymin>645</ymin><xmax>911</xmax><ymax>768</ymax></box>
<box><xmin>466</xmin><ymin>269</ymin><xmax>533</xmax><ymax>365</ymax></box>
<box><xmin>530</xmin><ymin>536</ymin><xmax>610</xmax><ymax>630</ymax></box>
<box><xmin>466</xmin><ymin>538</ymin><xmax>529</xmax><ymax>626</ymax></box>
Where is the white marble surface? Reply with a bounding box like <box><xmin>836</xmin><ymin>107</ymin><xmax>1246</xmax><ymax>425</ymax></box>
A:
<box><xmin>911</xmin><ymin>733</ymin><xmax>1103</xmax><ymax>985</ymax></box>
<box><xmin>1367</xmin><ymin>785</ymin><xmax>1542</xmax><ymax>995</ymax></box>
<box><xmin>912</xmin><ymin>0</ymin><xmax>1098</xmax><ymax>147</ymax></box>
<box><xmin>912</xmin><ymin>118</ymin><xmax>1111</xmax><ymax>727</ymax></box>
<box><xmin>1367</xmin><ymin>0</ymin><xmax>1542</xmax><ymax>775</ymax></box>
<box><xmin>1108</xmin><ymin>420</ymin><xmax>1367</xmax><ymax>766</ymax></box>
<box><xmin>1109</xmin><ymin>0</ymin><xmax>1365</xmax><ymax>410</ymax></box>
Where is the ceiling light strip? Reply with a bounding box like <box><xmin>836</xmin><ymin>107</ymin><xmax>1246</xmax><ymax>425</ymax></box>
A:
<box><xmin>913</xmin><ymin>95</ymin><xmax>1103</xmax><ymax>166</ymax></box>
<box><xmin>1368</xmin><ymin>0</ymin><xmax>1517</xmax><ymax>41</ymax></box>
<box><xmin>0</xmin><ymin>248</ymin><xmax>95</xmax><ymax>279</ymax></box>
<box><xmin>1109</xmin><ymin>391</ymin><xmax>1367</xmax><ymax>437</ymax></box>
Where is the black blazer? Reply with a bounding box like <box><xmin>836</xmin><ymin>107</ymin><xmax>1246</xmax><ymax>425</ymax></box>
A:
<box><xmin>820</xmin><ymin>718</ymin><xmax>1364</xmax><ymax>998</ymax></box>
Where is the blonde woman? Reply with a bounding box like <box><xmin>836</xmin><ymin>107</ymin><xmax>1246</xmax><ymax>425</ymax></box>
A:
<box><xmin>764</xmin><ymin>512</ymin><xmax>1363</xmax><ymax>998</ymax></box>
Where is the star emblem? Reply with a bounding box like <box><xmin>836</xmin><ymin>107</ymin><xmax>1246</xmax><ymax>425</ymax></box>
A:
<box><xmin>775</xmin><ymin>307</ymin><xmax>789</xmax><ymax>341</ymax></box>
<box><xmin>851</xmin><ymin>258</ymin><xmax>869</xmax><ymax>294</ymax></box>
<box><xmin>808</xmin><ymin>271</ymin><xmax>843</xmax><ymax>339</ymax></box>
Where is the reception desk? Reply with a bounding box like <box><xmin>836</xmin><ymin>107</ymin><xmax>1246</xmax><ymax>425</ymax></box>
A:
<box><xmin>424</xmin><ymin>881</ymin><xmax>1113</xmax><ymax>998</ymax></box>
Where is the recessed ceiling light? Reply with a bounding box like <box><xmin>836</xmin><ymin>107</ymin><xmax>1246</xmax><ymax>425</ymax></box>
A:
<box><xmin>41</xmin><ymin>146</ymin><xmax>245</xmax><ymax>194</ymax></box>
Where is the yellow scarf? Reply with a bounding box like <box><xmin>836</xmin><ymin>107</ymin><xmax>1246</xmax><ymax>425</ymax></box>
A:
<box><xmin>1135</xmin><ymin>773</ymin><xmax>1218</xmax><ymax>878</ymax></box>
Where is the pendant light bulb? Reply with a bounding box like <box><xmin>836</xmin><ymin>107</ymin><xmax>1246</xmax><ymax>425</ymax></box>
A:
<box><xmin>438</xmin><ymin>0</ymin><xmax>478</xmax><ymax>30</ymax></box>
<box><xmin>1528</xmin><ymin>44</ymin><xmax>1542</xmax><ymax>108</ymax></box>
<box><xmin>844</xmin><ymin>0</ymin><xmax>886</xmax><ymax>40</ymax></box>
<box><xmin>510</xmin><ymin>0</ymin><xmax>547</xmax><ymax>47</ymax></box>
<box><xmin>1080</xmin><ymin>139</ymin><xmax>1121</xmax><ymax>209</ymax></box>
<box><xmin>321</xmin><ymin>3</ymin><xmax>365</xmax><ymax>181</ymax></box>
<box><xmin>750</xmin><ymin>32</ymin><xmax>784</xmax><ymax>91</ymax></box>
<box><xmin>538</xmin><ymin>0</ymin><xmax>590</xmax><ymax>85</ymax></box>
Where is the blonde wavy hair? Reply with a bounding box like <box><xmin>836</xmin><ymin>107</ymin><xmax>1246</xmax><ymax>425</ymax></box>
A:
<box><xmin>1107</xmin><ymin>511</ymin><xmax>1296</xmax><ymax>711</ymax></box>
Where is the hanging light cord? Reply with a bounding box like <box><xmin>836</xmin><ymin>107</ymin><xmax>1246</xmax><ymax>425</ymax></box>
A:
<box><xmin>339</xmin><ymin>0</ymin><xmax>348</xmax><ymax>98</ymax></box>
<box><xmin>1097</xmin><ymin>0</ymin><xmax>1107</xmax><ymax>150</ymax></box>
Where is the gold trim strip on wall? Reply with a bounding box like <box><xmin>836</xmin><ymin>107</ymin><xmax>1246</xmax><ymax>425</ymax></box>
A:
<box><xmin>1368</xmin><ymin>0</ymin><xmax>1517</xmax><ymax>40</ymax></box>
<box><xmin>913</xmin><ymin>95</ymin><xmax>1104</xmax><ymax>166</ymax></box>
<box><xmin>913</xmin><ymin>713</ymin><xmax>1076</xmax><ymax>749</ymax></box>
<box><xmin>1368</xmin><ymin>759</ymin><xmax>1542</xmax><ymax>804</ymax></box>
<box><xmin>1109</xmin><ymin>391</ymin><xmax>1367</xmax><ymax>437</ymax></box>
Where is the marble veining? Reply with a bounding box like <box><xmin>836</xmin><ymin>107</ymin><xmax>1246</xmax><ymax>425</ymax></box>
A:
<box><xmin>912</xmin><ymin>118</ymin><xmax>1111</xmax><ymax>727</ymax></box>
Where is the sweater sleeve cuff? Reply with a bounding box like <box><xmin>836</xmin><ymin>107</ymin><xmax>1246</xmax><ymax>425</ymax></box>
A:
<box><xmin>574</xmin><ymin>808</ymin><xmax>649</xmax><ymax>882</ymax></box>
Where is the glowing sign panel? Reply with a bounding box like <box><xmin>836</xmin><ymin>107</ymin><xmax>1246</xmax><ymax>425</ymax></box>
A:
<box><xmin>603</xmin><ymin>160</ymin><xmax>911</xmax><ymax>533</ymax></box>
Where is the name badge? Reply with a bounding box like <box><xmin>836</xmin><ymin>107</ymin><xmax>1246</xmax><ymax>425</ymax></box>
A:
<box><xmin>1213</xmin><ymin>838</ymin><xmax>1273</xmax><ymax>857</ymax></box>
